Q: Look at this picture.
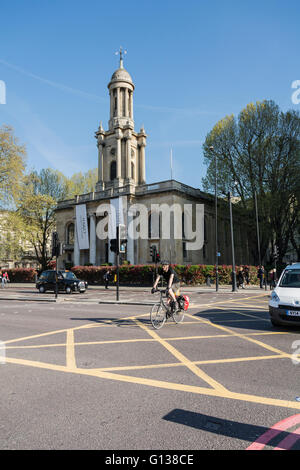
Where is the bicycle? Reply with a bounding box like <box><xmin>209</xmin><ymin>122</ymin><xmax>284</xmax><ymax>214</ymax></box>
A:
<box><xmin>150</xmin><ymin>288</ymin><xmax>185</xmax><ymax>329</ymax></box>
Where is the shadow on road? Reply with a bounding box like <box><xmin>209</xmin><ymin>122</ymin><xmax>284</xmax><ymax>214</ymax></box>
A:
<box><xmin>70</xmin><ymin>316</ymin><xmax>152</xmax><ymax>328</ymax></box>
<box><xmin>163</xmin><ymin>409</ymin><xmax>300</xmax><ymax>449</ymax></box>
<box><xmin>194</xmin><ymin>309</ymin><xmax>300</xmax><ymax>333</ymax></box>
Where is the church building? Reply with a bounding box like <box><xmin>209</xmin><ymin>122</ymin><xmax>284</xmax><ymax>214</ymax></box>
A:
<box><xmin>55</xmin><ymin>52</ymin><xmax>255</xmax><ymax>268</ymax></box>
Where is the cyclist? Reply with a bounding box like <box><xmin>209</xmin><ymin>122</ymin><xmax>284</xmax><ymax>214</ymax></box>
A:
<box><xmin>151</xmin><ymin>260</ymin><xmax>180</xmax><ymax>313</ymax></box>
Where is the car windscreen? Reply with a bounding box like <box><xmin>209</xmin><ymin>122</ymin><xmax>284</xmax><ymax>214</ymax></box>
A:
<box><xmin>62</xmin><ymin>272</ymin><xmax>77</xmax><ymax>280</ymax></box>
<box><xmin>38</xmin><ymin>273</ymin><xmax>48</xmax><ymax>280</ymax></box>
<box><xmin>279</xmin><ymin>269</ymin><xmax>300</xmax><ymax>288</ymax></box>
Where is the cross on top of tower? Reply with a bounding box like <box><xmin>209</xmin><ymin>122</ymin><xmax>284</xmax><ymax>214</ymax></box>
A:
<box><xmin>115</xmin><ymin>46</ymin><xmax>127</xmax><ymax>68</ymax></box>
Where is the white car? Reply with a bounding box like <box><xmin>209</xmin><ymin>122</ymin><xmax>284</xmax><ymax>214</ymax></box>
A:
<box><xmin>269</xmin><ymin>262</ymin><xmax>300</xmax><ymax>327</ymax></box>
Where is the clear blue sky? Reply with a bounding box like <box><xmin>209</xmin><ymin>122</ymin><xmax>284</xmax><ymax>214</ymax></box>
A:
<box><xmin>0</xmin><ymin>0</ymin><xmax>299</xmax><ymax>189</ymax></box>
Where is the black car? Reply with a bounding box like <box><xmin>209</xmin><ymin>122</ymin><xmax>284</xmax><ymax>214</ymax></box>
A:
<box><xmin>36</xmin><ymin>270</ymin><xmax>88</xmax><ymax>294</ymax></box>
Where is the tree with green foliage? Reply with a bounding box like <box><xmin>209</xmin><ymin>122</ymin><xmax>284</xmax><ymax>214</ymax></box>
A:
<box><xmin>202</xmin><ymin>100</ymin><xmax>300</xmax><ymax>265</ymax></box>
<box><xmin>64</xmin><ymin>168</ymin><xmax>97</xmax><ymax>199</ymax></box>
<box><xmin>0</xmin><ymin>125</ymin><xmax>26</xmax><ymax>208</ymax></box>
<box><xmin>15</xmin><ymin>168</ymin><xmax>69</xmax><ymax>270</ymax></box>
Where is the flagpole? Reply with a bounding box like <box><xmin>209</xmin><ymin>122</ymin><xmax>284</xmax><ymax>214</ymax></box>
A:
<box><xmin>170</xmin><ymin>148</ymin><xmax>173</xmax><ymax>180</ymax></box>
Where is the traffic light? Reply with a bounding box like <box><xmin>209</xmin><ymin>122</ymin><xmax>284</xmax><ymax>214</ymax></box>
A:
<box><xmin>118</xmin><ymin>224</ymin><xmax>127</xmax><ymax>253</ymax></box>
<box><xmin>150</xmin><ymin>245</ymin><xmax>157</xmax><ymax>263</ymax></box>
<box><xmin>119</xmin><ymin>240</ymin><xmax>127</xmax><ymax>253</ymax></box>
<box><xmin>156</xmin><ymin>252</ymin><xmax>160</xmax><ymax>263</ymax></box>
<box><xmin>110</xmin><ymin>239</ymin><xmax>117</xmax><ymax>253</ymax></box>
<box><xmin>51</xmin><ymin>231</ymin><xmax>60</xmax><ymax>257</ymax></box>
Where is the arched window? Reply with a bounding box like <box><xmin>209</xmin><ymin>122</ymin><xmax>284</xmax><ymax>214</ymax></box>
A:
<box><xmin>110</xmin><ymin>161</ymin><xmax>117</xmax><ymax>180</ymax></box>
<box><xmin>67</xmin><ymin>223</ymin><xmax>74</xmax><ymax>245</ymax></box>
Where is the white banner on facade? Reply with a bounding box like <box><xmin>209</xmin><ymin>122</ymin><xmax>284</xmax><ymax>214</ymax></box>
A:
<box><xmin>75</xmin><ymin>204</ymin><xmax>89</xmax><ymax>250</ymax></box>
<box><xmin>109</xmin><ymin>196</ymin><xmax>126</xmax><ymax>239</ymax></box>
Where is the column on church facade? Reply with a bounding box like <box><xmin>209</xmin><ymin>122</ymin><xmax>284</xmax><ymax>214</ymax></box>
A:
<box><xmin>97</xmin><ymin>143</ymin><xmax>104</xmax><ymax>182</ymax></box>
<box><xmin>108</xmin><ymin>239</ymin><xmax>115</xmax><ymax>265</ymax></box>
<box><xmin>126</xmin><ymin>135</ymin><xmax>131</xmax><ymax>180</ymax></box>
<box><xmin>125</xmin><ymin>88</ymin><xmax>129</xmax><ymax>117</ymax></box>
<box><xmin>130</xmin><ymin>91</ymin><xmax>133</xmax><ymax>119</ymax></box>
<box><xmin>89</xmin><ymin>214</ymin><xmax>96</xmax><ymax>265</ymax></box>
<box><xmin>116</xmin><ymin>137</ymin><xmax>121</xmax><ymax>179</ymax></box>
<box><xmin>116</xmin><ymin>88</ymin><xmax>121</xmax><ymax>117</ymax></box>
<box><xmin>139</xmin><ymin>143</ymin><xmax>146</xmax><ymax>184</ymax></box>
<box><xmin>110</xmin><ymin>90</ymin><xmax>113</xmax><ymax>118</ymax></box>
<box><xmin>126</xmin><ymin>211</ymin><xmax>134</xmax><ymax>264</ymax></box>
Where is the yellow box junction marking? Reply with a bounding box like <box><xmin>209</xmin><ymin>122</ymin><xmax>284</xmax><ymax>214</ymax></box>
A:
<box><xmin>3</xmin><ymin>294</ymin><xmax>300</xmax><ymax>411</ymax></box>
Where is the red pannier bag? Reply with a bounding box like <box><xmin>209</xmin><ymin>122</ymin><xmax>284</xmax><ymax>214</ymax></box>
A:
<box><xmin>183</xmin><ymin>295</ymin><xmax>190</xmax><ymax>311</ymax></box>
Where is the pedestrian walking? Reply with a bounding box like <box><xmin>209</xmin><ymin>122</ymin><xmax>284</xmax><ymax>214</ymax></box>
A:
<box><xmin>257</xmin><ymin>265</ymin><xmax>264</xmax><ymax>289</ymax></box>
<box><xmin>237</xmin><ymin>267</ymin><xmax>245</xmax><ymax>289</ymax></box>
<box><xmin>243</xmin><ymin>266</ymin><xmax>250</xmax><ymax>287</ymax></box>
<box><xmin>2</xmin><ymin>271</ymin><xmax>9</xmax><ymax>288</ymax></box>
<box><xmin>103</xmin><ymin>269</ymin><xmax>111</xmax><ymax>289</ymax></box>
<box><xmin>270</xmin><ymin>268</ymin><xmax>277</xmax><ymax>289</ymax></box>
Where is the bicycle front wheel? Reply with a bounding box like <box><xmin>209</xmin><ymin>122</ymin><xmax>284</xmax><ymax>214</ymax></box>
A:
<box><xmin>150</xmin><ymin>303</ymin><xmax>166</xmax><ymax>329</ymax></box>
<box><xmin>172</xmin><ymin>309</ymin><xmax>184</xmax><ymax>324</ymax></box>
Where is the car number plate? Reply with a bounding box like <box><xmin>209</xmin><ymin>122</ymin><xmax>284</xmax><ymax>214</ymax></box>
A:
<box><xmin>286</xmin><ymin>310</ymin><xmax>300</xmax><ymax>316</ymax></box>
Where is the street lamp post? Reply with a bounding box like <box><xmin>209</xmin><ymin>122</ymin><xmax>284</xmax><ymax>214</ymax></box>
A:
<box><xmin>210</xmin><ymin>146</ymin><xmax>219</xmax><ymax>292</ymax></box>
<box><xmin>228</xmin><ymin>191</ymin><xmax>237</xmax><ymax>292</ymax></box>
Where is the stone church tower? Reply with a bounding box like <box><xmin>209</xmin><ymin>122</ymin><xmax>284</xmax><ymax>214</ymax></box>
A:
<box><xmin>95</xmin><ymin>49</ymin><xmax>146</xmax><ymax>191</ymax></box>
<box><xmin>55</xmin><ymin>52</ymin><xmax>256</xmax><ymax>269</ymax></box>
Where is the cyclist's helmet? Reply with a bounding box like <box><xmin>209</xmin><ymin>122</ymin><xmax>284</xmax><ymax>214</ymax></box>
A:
<box><xmin>161</xmin><ymin>260</ymin><xmax>170</xmax><ymax>266</ymax></box>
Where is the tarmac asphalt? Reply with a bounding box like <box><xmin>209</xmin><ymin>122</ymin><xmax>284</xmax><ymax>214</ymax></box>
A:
<box><xmin>2</xmin><ymin>287</ymin><xmax>300</xmax><ymax>451</ymax></box>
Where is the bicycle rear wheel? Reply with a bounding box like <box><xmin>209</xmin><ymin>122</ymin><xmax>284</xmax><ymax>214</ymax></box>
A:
<box><xmin>172</xmin><ymin>308</ymin><xmax>184</xmax><ymax>324</ymax></box>
<box><xmin>150</xmin><ymin>303</ymin><xmax>166</xmax><ymax>329</ymax></box>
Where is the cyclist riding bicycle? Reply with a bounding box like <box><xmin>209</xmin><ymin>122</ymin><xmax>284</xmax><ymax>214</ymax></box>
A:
<box><xmin>151</xmin><ymin>260</ymin><xmax>180</xmax><ymax>313</ymax></box>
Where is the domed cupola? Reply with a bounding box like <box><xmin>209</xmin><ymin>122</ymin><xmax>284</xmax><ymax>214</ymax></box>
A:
<box><xmin>108</xmin><ymin>48</ymin><xmax>134</xmax><ymax>131</ymax></box>
<box><xmin>108</xmin><ymin>63</ymin><xmax>134</xmax><ymax>88</ymax></box>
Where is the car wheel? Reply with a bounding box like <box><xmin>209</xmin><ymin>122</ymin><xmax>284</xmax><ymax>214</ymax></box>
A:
<box><xmin>271</xmin><ymin>318</ymin><xmax>282</xmax><ymax>327</ymax></box>
<box><xmin>39</xmin><ymin>286</ymin><xmax>46</xmax><ymax>293</ymax></box>
<box><xmin>65</xmin><ymin>286</ymin><xmax>72</xmax><ymax>294</ymax></box>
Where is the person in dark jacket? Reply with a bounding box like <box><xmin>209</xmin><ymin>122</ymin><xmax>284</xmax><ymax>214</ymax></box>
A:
<box><xmin>243</xmin><ymin>266</ymin><xmax>250</xmax><ymax>287</ymax></box>
<box><xmin>103</xmin><ymin>269</ymin><xmax>111</xmax><ymax>289</ymax></box>
<box><xmin>237</xmin><ymin>268</ymin><xmax>245</xmax><ymax>289</ymax></box>
<box><xmin>257</xmin><ymin>266</ymin><xmax>264</xmax><ymax>289</ymax></box>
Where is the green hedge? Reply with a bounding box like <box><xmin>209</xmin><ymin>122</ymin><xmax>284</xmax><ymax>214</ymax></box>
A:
<box><xmin>71</xmin><ymin>264</ymin><xmax>260</xmax><ymax>286</ymax></box>
<box><xmin>3</xmin><ymin>264</ymin><xmax>261</xmax><ymax>285</ymax></box>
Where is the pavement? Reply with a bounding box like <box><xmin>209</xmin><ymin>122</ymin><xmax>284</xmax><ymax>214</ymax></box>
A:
<box><xmin>0</xmin><ymin>283</ymin><xmax>271</xmax><ymax>304</ymax></box>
